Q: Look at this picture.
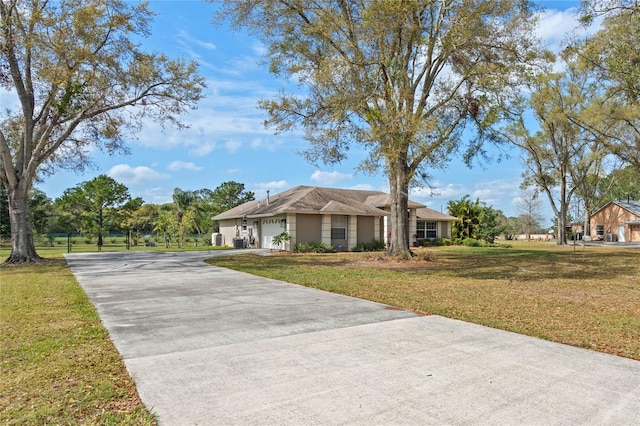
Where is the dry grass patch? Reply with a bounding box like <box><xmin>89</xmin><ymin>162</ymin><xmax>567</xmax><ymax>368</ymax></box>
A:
<box><xmin>0</xmin><ymin>260</ymin><xmax>156</xmax><ymax>425</ymax></box>
<box><xmin>207</xmin><ymin>243</ymin><xmax>640</xmax><ymax>360</ymax></box>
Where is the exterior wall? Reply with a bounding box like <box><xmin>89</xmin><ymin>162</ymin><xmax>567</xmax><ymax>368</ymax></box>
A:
<box><xmin>217</xmin><ymin>218</ymin><xmax>245</xmax><ymax>247</ymax></box>
<box><xmin>409</xmin><ymin>209</ymin><xmax>417</xmax><ymax>246</ymax></box>
<box><xmin>438</xmin><ymin>221</ymin><xmax>451</xmax><ymax>239</ymax></box>
<box><xmin>348</xmin><ymin>215</ymin><xmax>358</xmax><ymax>250</ymax></box>
<box><xmin>357</xmin><ymin>216</ymin><xmax>376</xmax><ymax>245</ymax></box>
<box><xmin>285</xmin><ymin>213</ymin><xmax>296</xmax><ymax>250</ymax></box>
<box><xmin>218</xmin><ymin>218</ymin><xmax>260</xmax><ymax>247</ymax></box>
<box><xmin>296</xmin><ymin>214</ymin><xmax>322</xmax><ymax>244</ymax></box>
<box><xmin>589</xmin><ymin>204</ymin><xmax>640</xmax><ymax>242</ymax></box>
<box><xmin>382</xmin><ymin>216</ymin><xmax>390</xmax><ymax>244</ymax></box>
<box><xmin>321</xmin><ymin>214</ymin><xmax>332</xmax><ymax>247</ymax></box>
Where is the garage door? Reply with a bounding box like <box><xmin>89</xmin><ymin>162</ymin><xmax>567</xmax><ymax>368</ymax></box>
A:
<box><xmin>261</xmin><ymin>216</ymin><xmax>286</xmax><ymax>249</ymax></box>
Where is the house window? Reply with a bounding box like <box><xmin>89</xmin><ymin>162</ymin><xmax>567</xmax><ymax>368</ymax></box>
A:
<box><xmin>331</xmin><ymin>215</ymin><xmax>347</xmax><ymax>239</ymax></box>
<box><xmin>416</xmin><ymin>221</ymin><xmax>437</xmax><ymax>239</ymax></box>
<box><xmin>596</xmin><ymin>225</ymin><xmax>604</xmax><ymax>236</ymax></box>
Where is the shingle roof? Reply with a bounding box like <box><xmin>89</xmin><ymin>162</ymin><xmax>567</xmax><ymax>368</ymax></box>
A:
<box><xmin>415</xmin><ymin>207</ymin><xmax>458</xmax><ymax>222</ymax></box>
<box><xmin>213</xmin><ymin>185</ymin><xmax>426</xmax><ymax>219</ymax></box>
<box><xmin>617</xmin><ymin>200</ymin><xmax>640</xmax><ymax>217</ymax></box>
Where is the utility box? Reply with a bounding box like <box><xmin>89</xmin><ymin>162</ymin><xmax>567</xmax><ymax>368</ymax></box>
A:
<box><xmin>212</xmin><ymin>233</ymin><xmax>223</xmax><ymax>246</ymax></box>
<box><xmin>232</xmin><ymin>238</ymin><xmax>245</xmax><ymax>249</ymax></box>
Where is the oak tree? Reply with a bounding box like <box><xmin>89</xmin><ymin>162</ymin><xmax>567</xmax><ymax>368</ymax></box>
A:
<box><xmin>214</xmin><ymin>0</ymin><xmax>549</xmax><ymax>255</ymax></box>
<box><xmin>508</xmin><ymin>56</ymin><xmax>609</xmax><ymax>245</ymax></box>
<box><xmin>573</xmin><ymin>1</ymin><xmax>640</xmax><ymax>169</ymax></box>
<box><xmin>0</xmin><ymin>0</ymin><xmax>205</xmax><ymax>263</ymax></box>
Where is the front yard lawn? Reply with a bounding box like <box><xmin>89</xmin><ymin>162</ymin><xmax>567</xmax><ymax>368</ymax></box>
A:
<box><xmin>206</xmin><ymin>242</ymin><xmax>640</xmax><ymax>360</ymax></box>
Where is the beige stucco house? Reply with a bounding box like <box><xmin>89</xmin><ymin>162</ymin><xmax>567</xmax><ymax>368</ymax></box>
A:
<box><xmin>587</xmin><ymin>200</ymin><xmax>640</xmax><ymax>242</ymax></box>
<box><xmin>212</xmin><ymin>186</ymin><xmax>457</xmax><ymax>250</ymax></box>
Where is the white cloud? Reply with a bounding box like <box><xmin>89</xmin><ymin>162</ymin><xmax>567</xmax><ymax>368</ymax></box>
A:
<box><xmin>429</xmin><ymin>181</ymin><xmax>469</xmax><ymax>199</ymax></box>
<box><xmin>176</xmin><ymin>30</ymin><xmax>216</xmax><ymax>51</ymax></box>
<box><xmin>471</xmin><ymin>180</ymin><xmax>520</xmax><ymax>209</ymax></box>
<box><xmin>536</xmin><ymin>8</ymin><xmax>580</xmax><ymax>47</ymax></box>
<box><xmin>535</xmin><ymin>6</ymin><xmax>604</xmax><ymax>71</ymax></box>
<box><xmin>167</xmin><ymin>161</ymin><xmax>203</xmax><ymax>172</ymax></box>
<box><xmin>250</xmin><ymin>137</ymin><xmax>286</xmax><ymax>151</ymax></box>
<box><xmin>108</xmin><ymin>164</ymin><xmax>169</xmax><ymax>187</ymax></box>
<box><xmin>350</xmin><ymin>183</ymin><xmax>375</xmax><ymax>191</ymax></box>
<box><xmin>251</xmin><ymin>180</ymin><xmax>289</xmax><ymax>199</ymax></box>
<box><xmin>224</xmin><ymin>139</ymin><xmax>243</xmax><ymax>153</ymax></box>
<box><xmin>138</xmin><ymin>187</ymin><xmax>173</xmax><ymax>205</ymax></box>
<box><xmin>188</xmin><ymin>142</ymin><xmax>217</xmax><ymax>157</ymax></box>
<box><xmin>310</xmin><ymin>170</ymin><xmax>353</xmax><ymax>185</ymax></box>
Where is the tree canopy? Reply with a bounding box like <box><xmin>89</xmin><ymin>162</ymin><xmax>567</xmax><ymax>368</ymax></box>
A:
<box><xmin>573</xmin><ymin>1</ymin><xmax>640</xmax><ymax>170</ymax></box>
<box><xmin>0</xmin><ymin>0</ymin><xmax>205</xmax><ymax>263</ymax></box>
<box><xmin>55</xmin><ymin>175</ymin><xmax>134</xmax><ymax>248</ymax></box>
<box><xmin>214</xmin><ymin>0</ymin><xmax>549</xmax><ymax>255</ymax></box>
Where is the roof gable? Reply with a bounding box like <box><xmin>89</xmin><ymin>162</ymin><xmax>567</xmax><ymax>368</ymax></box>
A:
<box><xmin>591</xmin><ymin>200</ymin><xmax>640</xmax><ymax>218</ymax></box>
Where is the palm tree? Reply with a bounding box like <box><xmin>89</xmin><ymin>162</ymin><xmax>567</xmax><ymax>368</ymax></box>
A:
<box><xmin>447</xmin><ymin>195</ymin><xmax>481</xmax><ymax>240</ymax></box>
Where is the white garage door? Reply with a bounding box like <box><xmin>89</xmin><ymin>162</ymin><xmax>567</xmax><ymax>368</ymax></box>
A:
<box><xmin>261</xmin><ymin>216</ymin><xmax>286</xmax><ymax>249</ymax></box>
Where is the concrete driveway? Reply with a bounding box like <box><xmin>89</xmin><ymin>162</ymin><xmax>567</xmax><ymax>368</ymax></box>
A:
<box><xmin>65</xmin><ymin>250</ymin><xmax>640</xmax><ymax>425</ymax></box>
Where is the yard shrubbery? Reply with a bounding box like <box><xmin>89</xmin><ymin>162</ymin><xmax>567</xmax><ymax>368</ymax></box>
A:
<box><xmin>292</xmin><ymin>241</ymin><xmax>336</xmax><ymax>253</ymax></box>
<box><xmin>352</xmin><ymin>240</ymin><xmax>386</xmax><ymax>252</ymax></box>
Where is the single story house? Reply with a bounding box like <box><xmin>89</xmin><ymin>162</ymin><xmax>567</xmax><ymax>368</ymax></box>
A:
<box><xmin>415</xmin><ymin>207</ymin><xmax>458</xmax><ymax>243</ymax></box>
<box><xmin>587</xmin><ymin>199</ymin><xmax>640</xmax><ymax>242</ymax></box>
<box><xmin>213</xmin><ymin>185</ymin><xmax>457</xmax><ymax>250</ymax></box>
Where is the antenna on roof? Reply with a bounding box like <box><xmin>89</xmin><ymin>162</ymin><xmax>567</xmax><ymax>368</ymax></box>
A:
<box><xmin>267</xmin><ymin>190</ymin><xmax>270</xmax><ymax>205</ymax></box>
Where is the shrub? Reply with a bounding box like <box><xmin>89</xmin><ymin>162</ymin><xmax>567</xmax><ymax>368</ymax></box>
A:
<box><xmin>462</xmin><ymin>238</ymin><xmax>481</xmax><ymax>247</ymax></box>
<box><xmin>441</xmin><ymin>238</ymin><xmax>452</xmax><ymax>246</ymax></box>
<box><xmin>271</xmin><ymin>232</ymin><xmax>291</xmax><ymax>250</ymax></box>
<box><xmin>352</xmin><ymin>240</ymin><xmax>385</xmax><ymax>252</ymax></box>
<box><xmin>292</xmin><ymin>242</ymin><xmax>336</xmax><ymax>253</ymax></box>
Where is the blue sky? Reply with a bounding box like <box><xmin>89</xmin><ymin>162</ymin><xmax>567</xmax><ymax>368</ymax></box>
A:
<box><xmin>6</xmin><ymin>0</ymin><xmax>600</xmax><ymax>223</ymax></box>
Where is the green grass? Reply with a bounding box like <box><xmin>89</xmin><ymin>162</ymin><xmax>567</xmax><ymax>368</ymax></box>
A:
<box><xmin>206</xmin><ymin>241</ymin><xmax>640</xmax><ymax>360</ymax></box>
<box><xmin>0</xmin><ymin>239</ymin><xmax>231</xmax><ymax>261</ymax></box>
<box><xmin>0</xmin><ymin>260</ymin><xmax>156</xmax><ymax>425</ymax></box>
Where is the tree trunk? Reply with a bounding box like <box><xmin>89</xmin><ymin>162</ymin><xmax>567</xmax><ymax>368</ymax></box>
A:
<box><xmin>556</xmin><ymin>213</ymin><xmax>567</xmax><ymax>246</ymax></box>
<box><xmin>387</xmin><ymin>159</ymin><xmax>411</xmax><ymax>256</ymax></box>
<box><xmin>3</xmin><ymin>182</ymin><xmax>42</xmax><ymax>264</ymax></box>
<box><xmin>583</xmin><ymin>209</ymin><xmax>591</xmax><ymax>239</ymax></box>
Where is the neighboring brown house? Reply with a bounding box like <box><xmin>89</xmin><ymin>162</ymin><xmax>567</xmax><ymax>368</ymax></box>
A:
<box><xmin>588</xmin><ymin>200</ymin><xmax>640</xmax><ymax>242</ymax></box>
<box><xmin>212</xmin><ymin>185</ymin><xmax>456</xmax><ymax>250</ymax></box>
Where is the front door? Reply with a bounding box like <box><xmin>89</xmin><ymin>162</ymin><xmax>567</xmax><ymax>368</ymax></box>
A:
<box><xmin>618</xmin><ymin>225</ymin><xmax>626</xmax><ymax>242</ymax></box>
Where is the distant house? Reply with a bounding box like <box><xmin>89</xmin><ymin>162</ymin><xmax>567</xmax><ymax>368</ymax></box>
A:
<box><xmin>212</xmin><ymin>186</ymin><xmax>457</xmax><ymax>250</ymax></box>
<box><xmin>587</xmin><ymin>200</ymin><xmax>640</xmax><ymax>242</ymax></box>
